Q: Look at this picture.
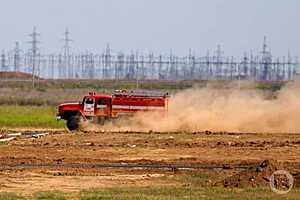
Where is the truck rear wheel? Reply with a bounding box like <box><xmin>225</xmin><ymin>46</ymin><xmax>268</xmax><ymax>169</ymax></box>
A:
<box><xmin>66</xmin><ymin>115</ymin><xmax>81</xmax><ymax>131</ymax></box>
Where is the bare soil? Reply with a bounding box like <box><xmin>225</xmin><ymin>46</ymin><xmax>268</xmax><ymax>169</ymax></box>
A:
<box><xmin>0</xmin><ymin>72</ymin><xmax>39</xmax><ymax>80</ymax></box>
<box><xmin>0</xmin><ymin>129</ymin><xmax>300</xmax><ymax>194</ymax></box>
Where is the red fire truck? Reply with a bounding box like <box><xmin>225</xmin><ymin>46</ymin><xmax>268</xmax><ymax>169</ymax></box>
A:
<box><xmin>57</xmin><ymin>90</ymin><xmax>169</xmax><ymax>131</ymax></box>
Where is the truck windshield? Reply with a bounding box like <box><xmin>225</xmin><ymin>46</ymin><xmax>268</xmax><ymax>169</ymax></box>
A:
<box><xmin>98</xmin><ymin>99</ymin><xmax>106</xmax><ymax>105</ymax></box>
<box><xmin>84</xmin><ymin>97</ymin><xmax>95</xmax><ymax>104</ymax></box>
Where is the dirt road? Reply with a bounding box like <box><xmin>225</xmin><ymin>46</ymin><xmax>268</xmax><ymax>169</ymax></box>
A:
<box><xmin>0</xmin><ymin>129</ymin><xmax>300</xmax><ymax>194</ymax></box>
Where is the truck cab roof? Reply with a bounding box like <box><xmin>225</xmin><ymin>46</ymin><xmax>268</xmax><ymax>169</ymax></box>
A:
<box><xmin>85</xmin><ymin>92</ymin><xmax>112</xmax><ymax>99</ymax></box>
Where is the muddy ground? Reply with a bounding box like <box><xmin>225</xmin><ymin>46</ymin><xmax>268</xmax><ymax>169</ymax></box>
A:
<box><xmin>0</xmin><ymin>129</ymin><xmax>300</xmax><ymax>194</ymax></box>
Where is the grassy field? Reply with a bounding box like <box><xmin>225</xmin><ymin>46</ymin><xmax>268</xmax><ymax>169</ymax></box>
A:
<box><xmin>0</xmin><ymin>80</ymin><xmax>285</xmax><ymax>106</ymax></box>
<box><xmin>0</xmin><ymin>79</ymin><xmax>286</xmax><ymax>129</ymax></box>
<box><xmin>0</xmin><ymin>106</ymin><xmax>64</xmax><ymax>129</ymax></box>
<box><xmin>0</xmin><ymin>79</ymin><xmax>196</xmax><ymax>90</ymax></box>
<box><xmin>0</xmin><ymin>80</ymin><xmax>195</xmax><ymax>107</ymax></box>
<box><xmin>0</xmin><ymin>186</ymin><xmax>299</xmax><ymax>200</ymax></box>
<box><xmin>0</xmin><ymin>79</ymin><xmax>285</xmax><ymax>91</ymax></box>
<box><xmin>78</xmin><ymin>187</ymin><xmax>300</xmax><ymax>200</ymax></box>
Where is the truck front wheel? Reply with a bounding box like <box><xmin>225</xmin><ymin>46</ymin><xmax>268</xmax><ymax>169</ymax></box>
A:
<box><xmin>66</xmin><ymin>115</ymin><xmax>81</xmax><ymax>131</ymax></box>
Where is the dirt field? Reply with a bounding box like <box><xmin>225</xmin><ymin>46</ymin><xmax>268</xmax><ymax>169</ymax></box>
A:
<box><xmin>0</xmin><ymin>129</ymin><xmax>300</xmax><ymax>197</ymax></box>
<box><xmin>0</xmin><ymin>80</ymin><xmax>299</xmax><ymax>199</ymax></box>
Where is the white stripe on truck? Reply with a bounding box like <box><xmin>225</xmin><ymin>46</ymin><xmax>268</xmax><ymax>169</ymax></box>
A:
<box><xmin>97</xmin><ymin>105</ymin><xmax>107</xmax><ymax>109</ymax></box>
<box><xmin>112</xmin><ymin>105</ymin><xmax>165</xmax><ymax>110</ymax></box>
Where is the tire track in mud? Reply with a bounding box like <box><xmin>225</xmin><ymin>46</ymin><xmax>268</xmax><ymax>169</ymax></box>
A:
<box><xmin>0</xmin><ymin>163</ymin><xmax>255</xmax><ymax>171</ymax></box>
<box><xmin>2</xmin><ymin>162</ymin><xmax>300</xmax><ymax>172</ymax></box>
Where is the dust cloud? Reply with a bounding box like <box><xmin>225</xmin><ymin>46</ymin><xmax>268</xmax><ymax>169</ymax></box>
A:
<box><xmin>99</xmin><ymin>83</ymin><xmax>300</xmax><ymax>133</ymax></box>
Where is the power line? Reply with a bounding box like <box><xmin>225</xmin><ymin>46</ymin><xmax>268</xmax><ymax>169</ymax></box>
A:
<box><xmin>0</xmin><ymin>32</ymin><xmax>298</xmax><ymax>81</ymax></box>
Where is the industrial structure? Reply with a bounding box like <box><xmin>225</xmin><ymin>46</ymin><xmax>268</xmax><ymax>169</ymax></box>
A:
<box><xmin>0</xmin><ymin>29</ymin><xmax>298</xmax><ymax>81</ymax></box>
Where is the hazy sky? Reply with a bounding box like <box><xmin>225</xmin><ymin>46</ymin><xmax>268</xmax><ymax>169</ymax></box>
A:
<box><xmin>1</xmin><ymin>0</ymin><xmax>299</xmax><ymax>56</ymax></box>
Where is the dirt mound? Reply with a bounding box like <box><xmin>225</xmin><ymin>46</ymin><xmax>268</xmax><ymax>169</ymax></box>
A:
<box><xmin>219</xmin><ymin>160</ymin><xmax>299</xmax><ymax>188</ymax></box>
<box><xmin>0</xmin><ymin>71</ymin><xmax>39</xmax><ymax>80</ymax></box>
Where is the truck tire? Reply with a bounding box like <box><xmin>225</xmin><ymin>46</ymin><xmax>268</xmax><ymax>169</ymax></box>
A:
<box><xmin>66</xmin><ymin>115</ymin><xmax>81</xmax><ymax>131</ymax></box>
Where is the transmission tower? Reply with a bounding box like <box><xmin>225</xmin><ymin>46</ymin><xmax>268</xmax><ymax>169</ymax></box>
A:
<box><xmin>1</xmin><ymin>50</ymin><xmax>6</xmax><ymax>72</ymax></box>
<box><xmin>242</xmin><ymin>52</ymin><xmax>249</xmax><ymax>79</ymax></box>
<box><xmin>217</xmin><ymin>45</ymin><xmax>224</xmax><ymax>79</ymax></box>
<box><xmin>14</xmin><ymin>42</ymin><xmax>21</xmax><ymax>72</ymax></box>
<box><xmin>62</xmin><ymin>28</ymin><xmax>73</xmax><ymax>79</ymax></box>
<box><xmin>103</xmin><ymin>44</ymin><xmax>112</xmax><ymax>79</ymax></box>
<box><xmin>287</xmin><ymin>50</ymin><xmax>293</xmax><ymax>80</ymax></box>
<box><xmin>261</xmin><ymin>36</ymin><xmax>272</xmax><ymax>81</ymax></box>
<box><xmin>28</xmin><ymin>27</ymin><xmax>40</xmax><ymax>88</ymax></box>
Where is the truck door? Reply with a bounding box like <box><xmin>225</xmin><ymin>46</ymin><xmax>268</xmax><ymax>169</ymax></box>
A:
<box><xmin>96</xmin><ymin>98</ymin><xmax>111</xmax><ymax>116</ymax></box>
<box><xmin>83</xmin><ymin>97</ymin><xmax>95</xmax><ymax>116</ymax></box>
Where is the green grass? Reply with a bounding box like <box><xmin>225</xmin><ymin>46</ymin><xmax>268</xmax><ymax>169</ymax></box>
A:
<box><xmin>1</xmin><ymin>79</ymin><xmax>285</xmax><ymax>92</ymax></box>
<box><xmin>0</xmin><ymin>192</ymin><xmax>25</xmax><ymax>200</ymax></box>
<box><xmin>0</xmin><ymin>106</ymin><xmax>65</xmax><ymax>128</ymax></box>
<box><xmin>34</xmin><ymin>191</ymin><xmax>66</xmax><ymax>200</ymax></box>
<box><xmin>79</xmin><ymin>187</ymin><xmax>300</xmax><ymax>200</ymax></box>
<box><xmin>0</xmin><ymin>141</ymin><xmax>7</xmax><ymax>147</ymax></box>
<box><xmin>256</xmin><ymin>82</ymin><xmax>283</xmax><ymax>91</ymax></box>
<box><xmin>0</xmin><ymin>80</ymin><xmax>286</xmax><ymax>107</ymax></box>
<box><xmin>0</xmin><ymin>186</ymin><xmax>299</xmax><ymax>200</ymax></box>
<box><xmin>0</xmin><ymin>80</ymin><xmax>196</xmax><ymax>91</ymax></box>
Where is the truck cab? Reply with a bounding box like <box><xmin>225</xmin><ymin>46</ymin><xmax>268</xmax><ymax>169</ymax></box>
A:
<box><xmin>57</xmin><ymin>92</ymin><xmax>113</xmax><ymax>130</ymax></box>
<box><xmin>82</xmin><ymin>94</ymin><xmax>112</xmax><ymax>117</ymax></box>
